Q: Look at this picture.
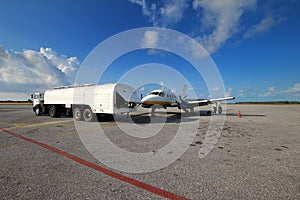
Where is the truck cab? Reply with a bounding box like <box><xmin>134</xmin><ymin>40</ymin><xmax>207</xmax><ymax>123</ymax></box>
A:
<box><xmin>31</xmin><ymin>92</ymin><xmax>44</xmax><ymax>115</ymax></box>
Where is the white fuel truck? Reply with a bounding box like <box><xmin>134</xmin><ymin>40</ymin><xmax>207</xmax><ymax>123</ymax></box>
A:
<box><xmin>31</xmin><ymin>83</ymin><xmax>140</xmax><ymax>122</ymax></box>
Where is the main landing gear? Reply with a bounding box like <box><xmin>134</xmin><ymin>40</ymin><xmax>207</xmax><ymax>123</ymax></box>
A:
<box><xmin>212</xmin><ymin>102</ymin><xmax>222</xmax><ymax>114</ymax></box>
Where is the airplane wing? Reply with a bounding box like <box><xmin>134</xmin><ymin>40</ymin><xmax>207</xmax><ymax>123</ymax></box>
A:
<box><xmin>185</xmin><ymin>96</ymin><xmax>235</xmax><ymax>107</ymax></box>
<box><xmin>186</xmin><ymin>99</ymin><xmax>209</xmax><ymax>106</ymax></box>
<box><xmin>179</xmin><ymin>96</ymin><xmax>235</xmax><ymax>113</ymax></box>
<box><xmin>208</xmin><ymin>96</ymin><xmax>235</xmax><ymax>103</ymax></box>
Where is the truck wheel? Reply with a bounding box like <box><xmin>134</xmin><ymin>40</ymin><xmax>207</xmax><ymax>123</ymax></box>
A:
<box><xmin>73</xmin><ymin>108</ymin><xmax>82</xmax><ymax>121</ymax></box>
<box><xmin>83</xmin><ymin>108</ymin><xmax>95</xmax><ymax>122</ymax></box>
<box><xmin>49</xmin><ymin>106</ymin><xmax>61</xmax><ymax>117</ymax></box>
<box><xmin>35</xmin><ymin>106</ymin><xmax>41</xmax><ymax>116</ymax></box>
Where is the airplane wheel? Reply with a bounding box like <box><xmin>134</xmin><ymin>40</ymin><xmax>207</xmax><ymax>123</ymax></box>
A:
<box><xmin>151</xmin><ymin>105</ymin><xmax>157</xmax><ymax>114</ymax></box>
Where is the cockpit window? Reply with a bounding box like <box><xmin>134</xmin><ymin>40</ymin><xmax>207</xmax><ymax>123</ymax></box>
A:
<box><xmin>150</xmin><ymin>92</ymin><xmax>160</xmax><ymax>95</ymax></box>
<box><xmin>149</xmin><ymin>91</ymin><xmax>165</xmax><ymax>97</ymax></box>
<box><xmin>159</xmin><ymin>92</ymin><xmax>165</xmax><ymax>97</ymax></box>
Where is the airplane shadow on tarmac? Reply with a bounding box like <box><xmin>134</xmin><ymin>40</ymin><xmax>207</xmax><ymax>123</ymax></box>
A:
<box><xmin>41</xmin><ymin>110</ymin><xmax>266</xmax><ymax>123</ymax></box>
<box><xmin>224</xmin><ymin>112</ymin><xmax>266</xmax><ymax>117</ymax></box>
<box><xmin>113</xmin><ymin>110</ymin><xmax>214</xmax><ymax>124</ymax></box>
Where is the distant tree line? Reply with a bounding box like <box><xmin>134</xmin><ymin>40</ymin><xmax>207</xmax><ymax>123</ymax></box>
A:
<box><xmin>0</xmin><ymin>99</ymin><xmax>32</xmax><ymax>103</ymax></box>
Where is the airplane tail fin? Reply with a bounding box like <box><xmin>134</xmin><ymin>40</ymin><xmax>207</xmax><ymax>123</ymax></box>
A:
<box><xmin>182</xmin><ymin>84</ymin><xmax>187</xmax><ymax>99</ymax></box>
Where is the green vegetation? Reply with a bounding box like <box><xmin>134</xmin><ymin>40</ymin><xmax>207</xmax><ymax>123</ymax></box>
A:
<box><xmin>235</xmin><ymin>101</ymin><xmax>300</xmax><ymax>105</ymax></box>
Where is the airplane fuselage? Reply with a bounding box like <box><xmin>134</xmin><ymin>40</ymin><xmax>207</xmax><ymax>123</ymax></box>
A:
<box><xmin>141</xmin><ymin>89</ymin><xmax>177</xmax><ymax>108</ymax></box>
<box><xmin>141</xmin><ymin>87</ymin><xmax>235</xmax><ymax>114</ymax></box>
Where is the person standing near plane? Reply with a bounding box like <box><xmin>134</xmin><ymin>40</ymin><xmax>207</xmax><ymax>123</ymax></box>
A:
<box><xmin>213</xmin><ymin>102</ymin><xmax>218</xmax><ymax>114</ymax></box>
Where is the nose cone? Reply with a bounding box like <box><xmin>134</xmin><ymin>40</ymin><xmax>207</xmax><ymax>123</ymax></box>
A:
<box><xmin>141</xmin><ymin>94</ymin><xmax>160</xmax><ymax>105</ymax></box>
<box><xmin>141</xmin><ymin>95</ymin><xmax>151</xmax><ymax>103</ymax></box>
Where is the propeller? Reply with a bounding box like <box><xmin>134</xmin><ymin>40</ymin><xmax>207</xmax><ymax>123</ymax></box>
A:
<box><xmin>181</xmin><ymin>84</ymin><xmax>188</xmax><ymax>100</ymax></box>
<box><xmin>178</xmin><ymin>84</ymin><xmax>190</xmax><ymax>112</ymax></box>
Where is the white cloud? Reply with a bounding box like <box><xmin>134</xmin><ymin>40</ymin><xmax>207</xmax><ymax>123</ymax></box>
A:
<box><xmin>192</xmin><ymin>0</ymin><xmax>201</xmax><ymax>9</ymax></box>
<box><xmin>130</xmin><ymin>0</ymin><xmax>188</xmax><ymax>27</ymax></box>
<box><xmin>131</xmin><ymin>0</ymin><xmax>282</xmax><ymax>56</ymax></box>
<box><xmin>283</xmin><ymin>83</ymin><xmax>300</xmax><ymax>98</ymax></box>
<box><xmin>39</xmin><ymin>47</ymin><xmax>79</xmax><ymax>82</ymax></box>
<box><xmin>0</xmin><ymin>92</ymin><xmax>30</xmax><ymax>101</ymax></box>
<box><xmin>225</xmin><ymin>87</ymin><xmax>232</xmax><ymax>97</ymax></box>
<box><xmin>257</xmin><ymin>84</ymin><xmax>300</xmax><ymax>99</ymax></box>
<box><xmin>238</xmin><ymin>87</ymin><xmax>249</xmax><ymax>97</ymax></box>
<box><xmin>258</xmin><ymin>86</ymin><xmax>278</xmax><ymax>97</ymax></box>
<box><xmin>160</xmin><ymin>81</ymin><xmax>169</xmax><ymax>91</ymax></box>
<box><xmin>139</xmin><ymin>86</ymin><xmax>145</xmax><ymax>92</ymax></box>
<box><xmin>141</xmin><ymin>30</ymin><xmax>159</xmax><ymax>48</ymax></box>
<box><xmin>159</xmin><ymin>0</ymin><xmax>188</xmax><ymax>26</ymax></box>
<box><xmin>185</xmin><ymin>38</ymin><xmax>208</xmax><ymax>58</ymax></box>
<box><xmin>243</xmin><ymin>15</ymin><xmax>278</xmax><ymax>39</ymax></box>
<box><xmin>193</xmin><ymin>0</ymin><xmax>257</xmax><ymax>54</ymax></box>
<box><xmin>209</xmin><ymin>87</ymin><xmax>225</xmax><ymax>98</ymax></box>
<box><xmin>211</xmin><ymin>87</ymin><xmax>221</xmax><ymax>92</ymax></box>
<box><xmin>0</xmin><ymin>45</ymin><xmax>80</xmax><ymax>100</ymax></box>
<box><xmin>283</xmin><ymin>83</ymin><xmax>300</xmax><ymax>93</ymax></box>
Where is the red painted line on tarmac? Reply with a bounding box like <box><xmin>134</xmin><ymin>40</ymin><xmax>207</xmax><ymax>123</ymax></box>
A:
<box><xmin>0</xmin><ymin>128</ymin><xmax>189</xmax><ymax>200</ymax></box>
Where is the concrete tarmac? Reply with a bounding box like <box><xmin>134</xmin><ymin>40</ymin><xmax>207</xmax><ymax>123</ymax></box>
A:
<box><xmin>0</xmin><ymin>104</ymin><xmax>299</xmax><ymax>199</ymax></box>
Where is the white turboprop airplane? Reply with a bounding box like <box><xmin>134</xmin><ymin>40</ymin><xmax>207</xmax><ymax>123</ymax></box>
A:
<box><xmin>141</xmin><ymin>86</ymin><xmax>235</xmax><ymax>114</ymax></box>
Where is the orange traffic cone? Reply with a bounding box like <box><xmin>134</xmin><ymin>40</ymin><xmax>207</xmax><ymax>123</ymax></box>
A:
<box><xmin>238</xmin><ymin>111</ymin><xmax>241</xmax><ymax>118</ymax></box>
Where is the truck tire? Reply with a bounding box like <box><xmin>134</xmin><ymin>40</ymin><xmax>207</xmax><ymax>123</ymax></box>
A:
<box><xmin>34</xmin><ymin>106</ymin><xmax>41</xmax><ymax>116</ymax></box>
<box><xmin>49</xmin><ymin>106</ymin><xmax>61</xmax><ymax>118</ymax></box>
<box><xmin>73</xmin><ymin>108</ymin><xmax>82</xmax><ymax>121</ymax></box>
<box><xmin>83</xmin><ymin>107</ymin><xmax>95</xmax><ymax>122</ymax></box>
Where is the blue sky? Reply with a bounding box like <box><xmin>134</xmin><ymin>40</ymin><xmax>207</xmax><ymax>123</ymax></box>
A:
<box><xmin>0</xmin><ymin>0</ymin><xmax>299</xmax><ymax>101</ymax></box>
